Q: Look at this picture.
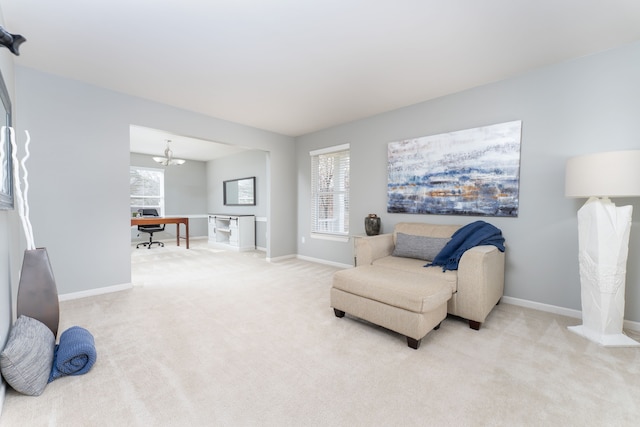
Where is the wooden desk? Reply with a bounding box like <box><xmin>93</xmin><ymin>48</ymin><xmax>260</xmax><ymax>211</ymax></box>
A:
<box><xmin>131</xmin><ymin>216</ymin><xmax>190</xmax><ymax>249</ymax></box>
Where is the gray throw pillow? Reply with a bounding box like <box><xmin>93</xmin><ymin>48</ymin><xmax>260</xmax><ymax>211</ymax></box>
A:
<box><xmin>392</xmin><ymin>233</ymin><xmax>450</xmax><ymax>261</ymax></box>
<box><xmin>1</xmin><ymin>315</ymin><xmax>55</xmax><ymax>396</ymax></box>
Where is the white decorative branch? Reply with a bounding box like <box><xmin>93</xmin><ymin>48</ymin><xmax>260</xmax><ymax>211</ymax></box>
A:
<box><xmin>20</xmin><ymin>131</ymin><xmax>35</xmax><ymax>248</ymax></box>
<box><xmin>4</xmin><ymin>126</ymin><xmax>36</xmax><ymax>250</ymax></box>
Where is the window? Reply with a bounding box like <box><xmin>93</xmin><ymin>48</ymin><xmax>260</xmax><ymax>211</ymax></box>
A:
<box><xmin>310</xmin><ymin>144</ymin><xmax>350</xmax><ymax>237</ymax></box>
<box><xmin>130</xmin><ymin>166</ymin><xmax>164</xmax><ymax>216</ymax></box>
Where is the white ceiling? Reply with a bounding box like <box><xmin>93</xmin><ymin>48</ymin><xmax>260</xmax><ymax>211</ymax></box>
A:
<box><xmin>2</xmin><ymin>1</ymin><xmax>640</xmax><ymax>157</ymax></box>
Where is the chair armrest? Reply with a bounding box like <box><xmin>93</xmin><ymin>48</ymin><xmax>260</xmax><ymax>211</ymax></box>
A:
<box><xmin>354</xmin><ymin>234</ymin><xmax>394</xmax><ymax>266</ymax></box>
<box><xmin>454</xmin><ymin>245</ymin><xmax>505</xmax><ymax>322</ymax></box>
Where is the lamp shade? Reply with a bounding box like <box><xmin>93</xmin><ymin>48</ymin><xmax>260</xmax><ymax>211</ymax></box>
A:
<box><xmin>565</xmin><ymin>150</ymin><xmax>640</xmax><ymax>198</ymax></box>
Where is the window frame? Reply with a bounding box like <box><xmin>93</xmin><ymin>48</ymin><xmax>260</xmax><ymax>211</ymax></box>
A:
<box><xmin>130</xmin><ymin>166</ymin><xmax>165</xmax><ymax>216</ymax></box>
<box><xmin>310</xmin><ymin>143</ymin><xmax>350</xmax><ymax>241</ymax></box>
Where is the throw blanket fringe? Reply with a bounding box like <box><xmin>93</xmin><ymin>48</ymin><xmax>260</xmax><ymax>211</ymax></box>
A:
<box><xmin>48</xmin><ymin>326</ymin><xmax>97</xmax><ymax>383</ymax></box>
<box><xmin>425</xmin><ymin>220</ymin><xmax>505</xmax><ymax>271</ymax></box>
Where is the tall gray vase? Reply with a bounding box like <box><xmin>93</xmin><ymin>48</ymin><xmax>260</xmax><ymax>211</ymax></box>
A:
<box><xmin>16</xmin><ymin>248</ymin><xmax>60</xmax><ymax>337</ymax></box>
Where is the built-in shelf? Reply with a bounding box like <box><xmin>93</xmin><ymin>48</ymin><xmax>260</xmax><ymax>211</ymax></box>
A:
<box><xmin>208</xmin><ymin>214</ymin><xmax>255</xmax><ymax>251</ymax></box>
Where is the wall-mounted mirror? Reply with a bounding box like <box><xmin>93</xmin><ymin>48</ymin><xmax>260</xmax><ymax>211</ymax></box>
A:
<box><xmin>224</xmin><ymin>176</ymin><xmax>256</xmax><ymax>206</ymax></box>
<box><xmin>0</xmin><ymin>69</ymin><xmax>13</xmax><ymax>210</ymax></box>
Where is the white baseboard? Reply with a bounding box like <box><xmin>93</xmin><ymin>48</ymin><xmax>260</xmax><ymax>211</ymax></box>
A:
<box><xmin>501</xmin><ymin>296</ymin><xmax>582</xmax><ymax>319</ymax></box>
<box><xmin>58</xmin><ymin>283</ymin><xmax>133</xmax><ymax>302</ymax></box>
<box><xmin>502</xmin><ymin>296</ymin><xmax>640</xmax><ymax>333</ymax></box>
<box><xmin>266</xmin><ymin>254</ymin><xmax>297</xmax><ymax>262</ymax></box>
<box><xmin>268</xmin><ymin>253</ymin><xmax>351</xmax><ymax>268</ymax></box>
<box><xmin>296</xmin><ymin>254</ymin><xmax>352</xmax><ymax>269</ymax></box>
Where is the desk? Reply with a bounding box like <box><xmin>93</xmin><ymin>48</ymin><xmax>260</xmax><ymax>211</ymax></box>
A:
<box><xmin>131</xmin><ymin>216</ymin><xmax>190</xmax><ymax>249</ymax></box>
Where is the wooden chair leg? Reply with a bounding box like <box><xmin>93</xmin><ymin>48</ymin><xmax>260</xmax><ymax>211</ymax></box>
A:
<box><xmin>333</xmin><ymin>308</ymin><xmax>345</xmax><ymax>318</ymax></box>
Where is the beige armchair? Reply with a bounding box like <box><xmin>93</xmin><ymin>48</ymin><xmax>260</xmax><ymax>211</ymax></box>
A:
<box><xmin>331</xmin><ymin>222</ymin><xmax>505</xmax><ymax>348</ymax></box>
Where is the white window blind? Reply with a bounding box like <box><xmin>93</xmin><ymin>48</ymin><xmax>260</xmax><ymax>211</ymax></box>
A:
<box><xmin>310</xmin><ymin>144</ymin><xmax>350</xmax><ymax>236</ymax></box>
<box><xmin>130</xmin><ymin>166</ymin><xmax>165</xmax><ymax>216</ymax></box>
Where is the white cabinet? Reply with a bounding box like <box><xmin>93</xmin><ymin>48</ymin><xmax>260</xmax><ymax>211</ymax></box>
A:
<box><xmin>208</xmin><ymin>215</ymin><xmax>255</xmax><ymax>251</ymax></box>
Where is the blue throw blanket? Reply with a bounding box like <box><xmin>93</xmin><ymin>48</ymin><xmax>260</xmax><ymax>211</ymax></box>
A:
<box><xmin>48</xmin><ymin>326</ymin><xmax>97</xmax><ymax>383</ymax></box>
<box><xmin>426</xmin><ymin>221</ymin><xmax>505</xmax><ymax>271</ymax></box>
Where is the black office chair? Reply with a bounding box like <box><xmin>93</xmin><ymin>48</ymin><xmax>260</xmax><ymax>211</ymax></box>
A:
<box><xmin>136</xmin><ymin>208</ymin><xmax>165</xmax><ymax>249</ymax></box>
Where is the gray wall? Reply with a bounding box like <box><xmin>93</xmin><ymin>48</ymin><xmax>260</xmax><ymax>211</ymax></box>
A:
<box><xmin>296</xmin><ymin>41</ymin><xmax>640</xmax><ymax>322</ymax></box>
<box><xmin>207</xmin><ymin>149</ymin><xmax>268</xmax><ymax>248</ymax></box>
<box><xmin>207</xmin><ymin>149</ymin><xmax>268</xmax><ymax>216</ymax></box>
<box><xmin>13</xmin><ymin>66</ymin><xmax>296</xmax><ymax>296</ymax></box>
<box><xmin>130</xmin><ymin>152</ymin><xmax>209</xmax><ymax>240</ymax></box>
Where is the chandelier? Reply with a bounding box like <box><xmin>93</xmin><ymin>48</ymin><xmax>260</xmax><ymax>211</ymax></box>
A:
<box><xmin>153</xmin><ymin>140</ymin><xmax>185</xmax><ymax>166</ymax></box>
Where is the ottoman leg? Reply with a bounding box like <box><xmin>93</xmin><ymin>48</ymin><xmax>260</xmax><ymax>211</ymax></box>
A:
<box><xmin>469</xmin><ymin>320</ymin><xmax>481</xmax><ymax>330</ymax></box>
<box><xmin>407</xmin><ymin>337</ymin><xmax>421</xmax><ymax>350</ymax></box>
<box><xmin>333</xmin><ymin>308</ymin><xmax>345</xmax><ymax>318</ymax></box>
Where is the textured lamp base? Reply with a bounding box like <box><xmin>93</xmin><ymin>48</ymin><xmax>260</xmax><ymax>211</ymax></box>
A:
<box><xmin>568</xmin><ymin>325</ymin><xmax>640</xmax><ymax>347</ymax></box>
<box><xmin>571</xmin><ymin>198</ymin><xmax>637</xmax><ymax>349</ymax></box>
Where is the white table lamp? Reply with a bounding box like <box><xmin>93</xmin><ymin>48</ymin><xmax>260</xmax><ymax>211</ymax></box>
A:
<box><xmin>565</xmin><ymin>150</ymin><xmax>640</xmax><ymax>347</ymax></box>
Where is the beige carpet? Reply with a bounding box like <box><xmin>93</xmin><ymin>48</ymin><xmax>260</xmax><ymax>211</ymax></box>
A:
<box><xmin>1</xmin><ymin>239</ymin><xmax>640</xmax><ymax>426</ymax></box>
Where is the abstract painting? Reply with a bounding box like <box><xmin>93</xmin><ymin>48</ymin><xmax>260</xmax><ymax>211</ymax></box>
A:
<box><xmin>387</xmin><ymin>120</ymin><xmax>522</xmax><ymax>217</ymax></box>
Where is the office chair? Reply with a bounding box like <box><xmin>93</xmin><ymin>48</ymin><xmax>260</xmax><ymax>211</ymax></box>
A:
<box><xmin>136</xmin><ymin>208</ymin><xmax>165</xmax><ymax>249</ymax></box>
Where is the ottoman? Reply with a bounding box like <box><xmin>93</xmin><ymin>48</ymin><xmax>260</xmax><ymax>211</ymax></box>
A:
<box><xmin>331</xmin><ymin>265</ymin><xmax>452</xmax><ymax>349</ymax></box>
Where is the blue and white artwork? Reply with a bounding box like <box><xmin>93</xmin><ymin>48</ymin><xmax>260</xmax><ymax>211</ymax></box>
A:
<box><xmin>387</xmin><ymin>121</ymin><xmax>522</xmax><ymax>217</ymax></box>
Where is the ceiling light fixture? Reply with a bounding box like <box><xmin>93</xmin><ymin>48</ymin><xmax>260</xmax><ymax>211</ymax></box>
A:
<box><xmin>152</xmin><ymin>139</ymin><xmax>185</xmax><ymax>166</ymax></box>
